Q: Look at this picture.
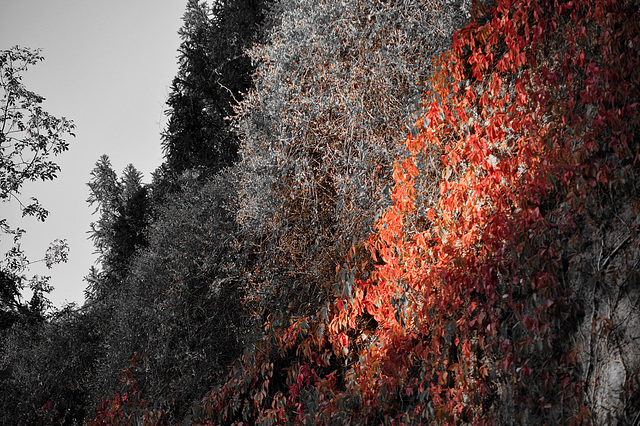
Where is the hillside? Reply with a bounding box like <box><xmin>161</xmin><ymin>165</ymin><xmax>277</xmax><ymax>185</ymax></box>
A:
<box><xmin>1</xmin><ymin>0</ymin><xmax>639</xmax><ymax>424</ymax></box>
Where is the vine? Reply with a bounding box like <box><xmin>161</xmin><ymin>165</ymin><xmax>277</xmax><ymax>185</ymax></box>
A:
<box><xmin>86</xmin><ymin>354</ymin><xmax>166</xmax><ymax>425</ymax></box>
<box><xmin>198</xmin><ymin>0</ymin><xmax>640</xmax><ymax>423</ymax></box>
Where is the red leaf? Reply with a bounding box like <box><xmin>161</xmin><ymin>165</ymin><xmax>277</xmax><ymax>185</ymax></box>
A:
<box><xmin>523</xmin><ymin>316</ymin><xmax>534</xmax><ymax>330</ymax></box>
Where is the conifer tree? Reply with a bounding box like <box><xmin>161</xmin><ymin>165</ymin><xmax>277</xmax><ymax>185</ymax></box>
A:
<box><xmin>161</xmin><ymin>0</ymin><xmax>268</xmax><ymax>178</ymax></box>
<box><xmin>86</xmin><ymin>156</ymin><xmax>150</xmax><ymax>300</ymax></box>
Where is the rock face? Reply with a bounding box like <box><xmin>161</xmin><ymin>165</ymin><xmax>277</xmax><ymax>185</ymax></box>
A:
<box><xmin>570</xmin><ymin>201</ymin><xmax>640</xmax><ymax>424</ymax></box>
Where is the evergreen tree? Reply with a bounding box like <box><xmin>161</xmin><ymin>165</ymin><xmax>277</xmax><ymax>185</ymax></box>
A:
<box><xmin>161</xmin><ymin>0</ymin><xmax>268</xmax><ymax>178</ymax></box>
<box><xmin>86</xmin><ymin>156</ymin><xmax>150</xmax><ymax>300</ymax></box>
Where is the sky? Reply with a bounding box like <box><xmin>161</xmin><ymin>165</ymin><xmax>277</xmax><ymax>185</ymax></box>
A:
<box><xmin>1</xmin><ymin>1</ymin><xmax>187</xmax><ymax>308</ymax></box>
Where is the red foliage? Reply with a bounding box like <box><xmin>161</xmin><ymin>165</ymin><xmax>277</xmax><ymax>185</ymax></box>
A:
<box><xmin>198</xmin><ymin>0</ymin><xmax>639</xmax><ymax>423</ymax></box>
<box><xmin>86</xmin><ymin>354</ymin><xmax>166</xmax><ymax>426</ymax></box>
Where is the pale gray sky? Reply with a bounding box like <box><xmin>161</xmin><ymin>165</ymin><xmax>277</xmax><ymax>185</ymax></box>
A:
<box><xmin>1</xmin><ymin>1</ymin><xmax>186</xmax><ymax>307</ymax></box>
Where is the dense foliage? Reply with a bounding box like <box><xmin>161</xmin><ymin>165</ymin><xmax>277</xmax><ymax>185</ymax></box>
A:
<box><xmin>200</xmin><ymin>0</ymin><xmax>640</xmax><ymax>423</ymax></box>
<box><xmin>0</xmin><ymin>46</ymin><xmax>77</xmax><ymax>423</ymax></box>
<box><xmin>233</xmin><ymin>0</ymin><xmax>470</xmax><ymax>331</ymax></box>
<box><xmin>1</xmin><ymin>0</ymin><xmax>639</xmax><ymax>424</ymax></box>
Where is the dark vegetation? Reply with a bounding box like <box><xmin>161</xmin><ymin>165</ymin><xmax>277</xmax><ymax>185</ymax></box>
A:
<box><xmin>1</xmin><ymin>0</ymin><xmax>640</xmax><ymax>424</ymax></box>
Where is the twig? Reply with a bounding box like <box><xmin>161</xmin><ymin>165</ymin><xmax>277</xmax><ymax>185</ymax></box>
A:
<box><xmin>599</xmin><ymin>235</ymin><xmax>632</xmax><ymax>272</ymax></box>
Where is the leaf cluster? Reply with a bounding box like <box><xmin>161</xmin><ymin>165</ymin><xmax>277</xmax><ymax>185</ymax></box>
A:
<box><xmin>1</xmin><ymin>46</ymin><xmax>75</xmax><ymax>221</ymax></box>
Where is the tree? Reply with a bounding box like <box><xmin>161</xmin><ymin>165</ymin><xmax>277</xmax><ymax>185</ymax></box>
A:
<box><xmin>83</xmin><ymin>171</ymin><xmax>248</xmax><ymax>423</ymax></box>
<box><xmin>0</xmin><ymin>46</ymin><xmax>77</xmax><ymax>424</ymax></box>
<box><xmin>86</xmin><ymin>155</ymin><xmax>150</xmax><ymax>301</ymax></box>
<box><xmin>128</xmin><ymin>172</ymin><xmax>247</xmax><ymax>421</ymax></box>
<box><xmin>161</xmin><ymin>0</ymin><xmax>268</xmax><ymax>178</ymax></box>
<box><xmin>0</xmin><ymin>46</ymin><xmax>73</xmax><ymax>326</ymax></box>
<box><xmin>1</xmin><ymin>305</ymin><xmax>101</xmax><ymax>424</ymax></box>
<box><xmin>0</xmin><ymin>46</ymin><xmax>75</xmax><ymax>220</ymax></box>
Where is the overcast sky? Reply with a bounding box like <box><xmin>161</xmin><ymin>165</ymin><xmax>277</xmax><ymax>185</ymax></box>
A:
<box><xmin>1</xmin><ymin>1</ymin><xmax>186</xmax><ymax>307</ymax></box>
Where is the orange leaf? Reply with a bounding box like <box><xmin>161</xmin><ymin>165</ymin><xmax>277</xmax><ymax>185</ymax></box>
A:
<box><xmin>338</xmin><ymin>333</ymin><xmax>349</xmax><ymax>348</ymax></box>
